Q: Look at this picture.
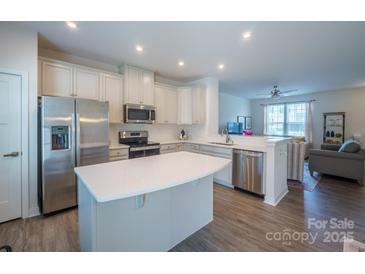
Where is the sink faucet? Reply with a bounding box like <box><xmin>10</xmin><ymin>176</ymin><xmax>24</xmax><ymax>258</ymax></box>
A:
<box><xmin>221</xmin><ymin>128</ymin><xmax>232</xmax><ymax>144</ymax></box>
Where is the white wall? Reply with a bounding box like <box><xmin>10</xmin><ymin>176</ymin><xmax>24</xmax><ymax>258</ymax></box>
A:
<box><xmin>219</xmin><ymin>92</ymin><xmax>251</xmax><ymax>131</ymax></box>
<box><xmin>0</xmin><ymin>23</ymin><xmax>38</xmax><ymax>216</ymax></box>
<box><xmin>250</xmin><ymin>87</ymin><xmax>365</xmax><ymax>148</ymax></box>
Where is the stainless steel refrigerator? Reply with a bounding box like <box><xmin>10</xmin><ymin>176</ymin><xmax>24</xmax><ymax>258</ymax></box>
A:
<box><xmin>38</xmin><ymin>96</ymin><xmax>109</xmax><ymax>214</ymax></box>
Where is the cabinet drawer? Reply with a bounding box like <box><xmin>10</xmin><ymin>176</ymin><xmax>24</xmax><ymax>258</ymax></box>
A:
<box><xmin>199</xmin><ymin>145</ymin><xmax>232</xmax><ymax>159</ymax></box>
<box><xmin>183</xmin><ymin>143</ymin><xmax>200</xmax><ymax>152</ymax></box>
<box><xmin>109</xmin><ymin>155</ymin><xmax>129</xmax><ymax>162</ymax></box>
<box><xmin>160</xmin><ymin>143</ymin><xmax>178</xmax><ymax>152</ymax></box>
<box><xmin>109</xmin><ymin>148</ymin><xmax>129</xmax><ymax>158</ymax></box>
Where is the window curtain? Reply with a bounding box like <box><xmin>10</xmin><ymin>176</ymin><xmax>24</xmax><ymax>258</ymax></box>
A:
<box><xmin>305</xmin><ymin>101</ymin><xmax>313</xmax><ymax>143</ymax></box>
<box><xmin>263</xmin><ymin>105</ymin><xmax>268</xmax><ymax>135</ymax></box>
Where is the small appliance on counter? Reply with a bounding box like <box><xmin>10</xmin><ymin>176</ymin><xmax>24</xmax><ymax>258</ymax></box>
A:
<box><xmin>178</xmin><ymin>129</ymin><xmax>189</xmax><ymax>140</ymax></box>
<box><xmin>119</xmin><ymin>131</ymin><xmax>160</xmax><ymax>158</ymax></box>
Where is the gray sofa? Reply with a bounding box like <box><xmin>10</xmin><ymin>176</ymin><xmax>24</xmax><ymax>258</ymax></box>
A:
<box><xmin>308</xmin><ymin>144</ymin><xmax>365</xmax><ymax>185</ymax></box>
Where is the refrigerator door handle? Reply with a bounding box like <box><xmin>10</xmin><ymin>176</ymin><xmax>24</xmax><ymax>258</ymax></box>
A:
<box><xmin>71</xmin><ymin>113</ymin><xmax>77</xmax><ymax>168</ymax></box>
<box><xmin>76</xmin><ymin>113</ymin><xmax>81</xmax><ymax>166</ymax></box>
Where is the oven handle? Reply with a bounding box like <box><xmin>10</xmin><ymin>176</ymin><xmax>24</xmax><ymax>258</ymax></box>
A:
<box><xmin>129</xmin><ymin>145</ymin><xmax>160</xmax><ymax>152</ymax></box>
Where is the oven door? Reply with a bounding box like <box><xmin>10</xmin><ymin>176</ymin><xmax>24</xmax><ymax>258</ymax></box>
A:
<box><xmin>129</xmin><ymin>150</ymin><xmax>145</xmax><ymax>159</ymax></box>
<box><xmin>124</xmin><ymin>104</ymin><xmax>155</xmax><ymax>124</ymax></box>
<box><xmin>129</xmin><ymin>145</ymin><xmax>160</xmax><ymax>159</ymax></box>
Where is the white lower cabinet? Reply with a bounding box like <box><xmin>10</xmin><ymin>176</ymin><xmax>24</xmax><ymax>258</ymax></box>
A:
<box><xmin>183</xmin><ymin>143</ymin><xmax>200</xmax><ymax>153</ymax></box>
<box><xmin>160</xmin><ymin>143</ymin><xmax>182</xmax><ymax>154</ymax></box>
<box><xmin>109</xmin><ymin>148</ymin><xmax>129</xmax><ymax>161</ymax></box>
<box><xmin>198</xmin><ymin>145</ymin><xmax>233</xmax><ymax>188</ymax></box>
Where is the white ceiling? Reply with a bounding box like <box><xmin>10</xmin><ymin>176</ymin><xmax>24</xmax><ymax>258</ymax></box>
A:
<box><xmin>19</xmin><ymin>21</ymin><xmax>365</xmax><ymax>99</ymax></box>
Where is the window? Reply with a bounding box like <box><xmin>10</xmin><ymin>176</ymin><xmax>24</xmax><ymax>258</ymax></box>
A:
<box><xmin>265</xmin><ymin>102</ymin><xmax>306</xmax><ymax>137</ymax></box>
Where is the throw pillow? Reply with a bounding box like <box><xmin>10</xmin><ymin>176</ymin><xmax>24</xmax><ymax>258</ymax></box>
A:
<box><xmin>338</xmin><ymin>139</ymin><xmax>361</xmax><ymax>153</ymax></box>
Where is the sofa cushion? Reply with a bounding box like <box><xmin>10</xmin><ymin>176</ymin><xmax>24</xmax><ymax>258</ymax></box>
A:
<box><xmin>339</xmin><ymin>139</ymin><xmax>361</xmax><ymax>153</ymax></box>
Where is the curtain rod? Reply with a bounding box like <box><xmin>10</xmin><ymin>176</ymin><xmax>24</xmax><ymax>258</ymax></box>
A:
<box><xmin>260</xmin><ymin>99</ymin><xmax>316</xmax><ymax>106</ymax></box>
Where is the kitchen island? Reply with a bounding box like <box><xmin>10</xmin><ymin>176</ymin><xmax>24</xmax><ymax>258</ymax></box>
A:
<box><xmin>74</xmin><ymin>151</ymin><xmax>231</xmax><ymax>251</ymax></box>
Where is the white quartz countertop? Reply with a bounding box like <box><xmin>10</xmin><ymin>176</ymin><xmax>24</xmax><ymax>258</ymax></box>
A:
<box><xmin>74</xmin><ymin>151</ymin><xmax>231</xmax><ymax>203</ymax></box>
<box><xmin>158</xmin><ymin>135</ymin><xmax>291</xmax><ymax>152</ymax></box>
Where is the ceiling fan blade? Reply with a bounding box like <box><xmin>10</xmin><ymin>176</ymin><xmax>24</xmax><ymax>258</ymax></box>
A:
<box><xmin>280</xmin><ymin>89</ymin><xmax>298</xmax><ymax>94</ymax></box>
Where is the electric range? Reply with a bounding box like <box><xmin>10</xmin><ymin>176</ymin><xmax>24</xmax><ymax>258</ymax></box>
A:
<box><xmin>118</xmin><ymin>131</ymin><xmax>160</xmax><ymax>159</ymax></box>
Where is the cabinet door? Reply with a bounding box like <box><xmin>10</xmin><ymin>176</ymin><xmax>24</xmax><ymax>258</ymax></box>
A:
<box><xmin>154</xmin><ymin>85</ymin><xmax>167</xmax><ymax>124</ymax></box>
<box><xmin>177</xmin><ymin>87</ymin><xmax>192</xmax><ymax>125</ymax></box>
<box><xmin>214</xmin><ymin>162</ymin><xmax>233</xmax><ymax>187</ymax></box>
<box><xmin>74</xmin><ymin>67</ymin><xmax>100</xmax><ymax>100</ymax></box>
<box><xmin>192</xmin><ymin>85</ymin><xmax>206</xmax><ymax>124</ymax></box>
<box><xmin>166</xmin><ymin>86</ymin><xmax>177</xmax><ymax>124</ymax></box>
<box><xmin>101</xmin><ymin>74</ymin><xmax>123</xmax><ymax>123</ymax></box>
<box><xmin>140</xmin><ymin>70</ymin><xmax>155</xmax><ymax>105</ymax></box>
<box><xmin>42</xmin><ymin>61</ymin><xmax>73</xmax><ymax>97</ymax></box>
<box><xmin>124</xmin><ymin>67</ymin><xmax>141</xmax><ymax>104</ymax></box>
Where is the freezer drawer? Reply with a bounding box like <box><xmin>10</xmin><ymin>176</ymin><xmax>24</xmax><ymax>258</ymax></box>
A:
<box><xmin>232</xmin><ymin>149</ymin><xmax>264</xmax><ymax>195</ymax></box>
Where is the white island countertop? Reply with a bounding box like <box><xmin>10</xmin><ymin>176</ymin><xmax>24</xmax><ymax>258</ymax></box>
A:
<box><xmin>74</xmin><ymin>151</ymin><xmax>231</xmax><ymax>203</ymax></box>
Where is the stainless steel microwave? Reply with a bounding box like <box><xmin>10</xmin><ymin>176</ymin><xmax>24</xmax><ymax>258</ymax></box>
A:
<box><xmin>124</xmin><ymin>104</ymin><xmax>156</xmax><ymax>124</ymax></box>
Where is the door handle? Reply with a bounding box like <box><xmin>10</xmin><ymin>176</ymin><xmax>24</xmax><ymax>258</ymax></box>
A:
<box><xmin>3</xmin><ymin>152</ymin><xmax>19</xmax><ymax>157</ymax></box>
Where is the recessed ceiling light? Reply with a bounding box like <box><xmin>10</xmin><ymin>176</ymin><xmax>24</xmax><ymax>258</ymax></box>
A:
<box><xmin>178</xmin><ymin>61</ymin><xmax>184</xmax><ymax>67</ymax></box>
<box><xmin>218</xmin><ymin>64</ymin><xmax>225</xmax><ymax>70</ymax></box>
<box><xmin>136</xmin><ymin>45</ymin><xmax>144</xmax><ymax>53</ymax></box>
<box><xmin>66</xmin><ymin>21</ymin><xmax>77</xmax><ymax>29</ymax></box>
<box><xmin>242</xmin><ymin>32</ymin><xmax>251</xmax><ymax>39</ymax></box>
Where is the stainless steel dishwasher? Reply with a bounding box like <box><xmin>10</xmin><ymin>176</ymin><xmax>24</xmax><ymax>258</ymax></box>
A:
<box><xmin>232</xmin><ymin>149</ymin><xmax>264</xmax><ymax>195</ymax></box>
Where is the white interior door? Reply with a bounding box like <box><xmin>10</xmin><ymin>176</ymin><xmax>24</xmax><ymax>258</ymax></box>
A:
<box><xmin>0</xmin><ymin>73</ymin><xmax>22</xmax><ymax>223</ymax></box>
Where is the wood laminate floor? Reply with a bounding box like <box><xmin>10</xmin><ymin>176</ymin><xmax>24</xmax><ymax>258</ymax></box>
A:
<box><xmin>1</xmin><ymin>175</ymin><xmax>364</xmax><ymax>251</ymax></box>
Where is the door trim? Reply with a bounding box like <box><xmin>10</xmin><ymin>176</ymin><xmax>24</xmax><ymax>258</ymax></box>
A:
<box><xmin>0</xmin><ymin>68</ymin><xmax>29</xmax><ymax>219</ymax></box>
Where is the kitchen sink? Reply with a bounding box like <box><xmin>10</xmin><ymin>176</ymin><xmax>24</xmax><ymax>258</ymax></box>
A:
<box><xmin>208</xmin><ymin>142</ymin><xmax>235</xmax><ymax>146</ymax></box>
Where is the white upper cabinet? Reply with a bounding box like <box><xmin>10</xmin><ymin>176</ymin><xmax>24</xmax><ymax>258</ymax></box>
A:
<box><xmin>192</xmin><ymin>84</ymin><xmax>206</xmax><ymax>124</ymax></box>
<box><xmin>177</xmin><ymin>87</ymin><xmax>193</xmax><ymax>125</ymax></box>
<box><xmin>154</xmin><ymin>84</ymin><xmax>177</xmax><ymax>124</ymax></box>
<box><xmin>124</xmin><ymin>66</ymin><xmax>140</xmax><ymax>104</ymax></box>
<box><xmin>41</xmin><ymin>60</ymin><xmax>73</xmax><ymax>97</ymax></box>
<box><xmin>124</xmin><ymin>65</ymin><xmax>155</xmax><ymax>106</ymax></box>
<box><xmin>100</xmin><ymin>73</ymin><xmax>123</xmax><ymax>123</ymax></box>
<box><xmin>166</xmin><ymin>86</ymin><xmax>178</xmax><ymax>124</ymax></box>
<box><xmin>74</xmin><ymin>67</ymin><xmax>100</xmax><ymax>100</ymax></box>
<box><xmin>141</xmin><ymin>70</ymin><xmax>155</xmax><ymax>105</ymax></box>
<box><xmin>154</xmin><ymin>85</ymin><xmax>166</xmax><ymax>124</ymax></box>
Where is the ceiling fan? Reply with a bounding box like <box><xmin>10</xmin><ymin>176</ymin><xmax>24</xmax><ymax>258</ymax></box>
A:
<box><xmin>257</xmin><ymin>85</ymin><xmax>298</xmax><ymax>98</ymax></box>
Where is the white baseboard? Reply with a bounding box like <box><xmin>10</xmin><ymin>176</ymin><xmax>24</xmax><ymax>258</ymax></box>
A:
<box><xmin>264</xmin><ymin>188</ymin><xmax>288</xmax><ymax>206</ymax></box>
